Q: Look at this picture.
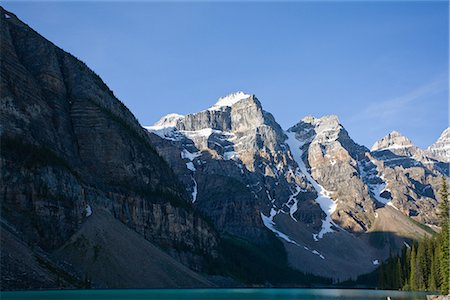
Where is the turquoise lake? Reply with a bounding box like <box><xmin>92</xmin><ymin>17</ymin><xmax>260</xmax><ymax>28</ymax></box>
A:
<box><xmin>1</xmin><ymin>288</ymin><xmax>430</xmax><ymax>300</ymax></box>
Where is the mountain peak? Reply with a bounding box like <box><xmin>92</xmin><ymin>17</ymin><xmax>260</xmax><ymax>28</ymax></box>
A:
<box><xmin>301</xmin><ymin>114</ymin><xmax>340</xmax><ymax>126</ymax></box>
<box><xmin>153</xmin><ymin>113</ymin><xmax>185</xmax><ymax>128</ymax></box>
<box><xmin>208</xmin><ymin>91</ymin><xmax>252</xmax><ymax>111</ymax></box>
<box><xmin>371</xmin><ymin>131</ymin><xmax>415</xmax><ymax>152</ymax></box>
<box><xmin>388</xmin><ymin>130</ymin><xmax>403</xmax><ymax>137</ymax></box>
<box><xmin>427</xmin><ymin>127</ymin><xmax>450</xmax><ymax>162</ymax></box>
<box><xmin>429</xmin><ymin>127</ymin><xmax>450</xmax><ymax>148</ymax></box>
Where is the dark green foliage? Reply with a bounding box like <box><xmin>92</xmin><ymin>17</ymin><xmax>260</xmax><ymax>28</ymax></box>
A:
<box><xmin>373</xmin><ymin>177</ymin><xmax>449</xmax><ymax>294</ymax></box>
<box><xmin>438</xmin><ymin>177</ymin><xmax>449</xmax><ymax>293</ymax></box>
<box><xmin>214</xmin><ymin>233</ymin><xmax>332</xmax><ymax>286</ymax></box>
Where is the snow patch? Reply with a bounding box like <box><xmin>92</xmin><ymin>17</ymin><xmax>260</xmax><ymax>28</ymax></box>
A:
<box><xmin>285</xmin><ymin>131</ymin><xmax>338</xmax><ymax>240</ymax></box>
<box><xmin>85</xmin><ymin>205</ymin><xmax>92</xmax><ymax>217</ymax></box>
<box><xmin>223</xmin><ymin>150</ymin><xmax>238</xmax><ymax>160</ymax></box>
<box><xmin>181</xmin><ymin>149</ymin><xmax>202</xmax><ymax>161</ymax></box>
<box><xmin>373</xmin><ymin>259</ymin><xmax>379</xmax><ymax>265</ymax></box>
<box><xmin>286</xmin><ymin>185</ymin><xmax>302</xmax><ymax>222</ymax></box>
<box><xmin>191</xmin><ymin>176</ymin><xmax>198</xmax><ymax>202</ymax></box>
<box><xmin>261</xmin><ymin>209</ymin><xmax>299</xmax><ymax>245</ymax></box>
<box><xmin>4</xmin><ymin>14</ymin><xmax>11</xmax><ymax>19</ymax></box>
<box><xmin>182</xmin><ymin>128</ymin><xmax>217</xmax><ymax>139</ymax></box>
<box><xmin>359</xmin><ymin>159</ymin><xmax>393</xmax><ymax>207</ymax></box>
<box><xmin>312</xmin><ymin>250</ymin><xmax>325</xmax><ymax>260</ymax></box>
<box><xmin>186</xmin><ymin>162</ymin><xmax>196</xmax><ymax>172</ymax></box>
<box><xmin>266</xmin><ymin>190</ymin><xmax>274</xmax><ymax>202</ymax></box>
<box><xmin>372</xmin><ymin>144</ymin><xmax>413</xmax><ymax>151</ymax></box>
<box><xmin>261</xmin><ymin>208</ymin><xmax>327</xmax><ymax>260</ymax></box>
<box><xmin>153</xmin><ymin>113</ymin><xmax>184</xmax><ymax>127</ymax></box>
<box><xmin>209</xmin><ymin>92</ymin><xmax>251</xmax><ymax>111</ymax></box>
<box><xmin>145</xmin><ymin>126</ymin><xmax>184</xmax><ymax>141</ymax></box>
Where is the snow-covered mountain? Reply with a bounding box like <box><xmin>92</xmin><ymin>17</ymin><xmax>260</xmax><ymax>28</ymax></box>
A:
<box><xmin>428</xmin><ymin>127</ymin><xmax>450</xmax><ymax>163</ymax></box>
<box><xmin>371</xmin><ymin>131</ymin><xmax>418</xmax><ymax>154</ymax></box>
<box><xmin>5</xmin><ymin>4</ymin><xmax>448</xmax><ymax>288</ymax></box>
<box><xmin>147</xmin><ymin>92</ymin><xmax>321</xmax><ymax>245</ymax></box>
<box><xmin>145</xmin><ymin>92</ymin><xmax>446</xmax><ymax>280</ymax></box>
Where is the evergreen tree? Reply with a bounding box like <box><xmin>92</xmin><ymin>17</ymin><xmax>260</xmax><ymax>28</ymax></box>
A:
<box><xmin>429</xmin><ymin>245</ymin><xmax>438</xmax><ymax>292</ymax></box>
<box><xmin>396</xmin><ymin>257</ymin><xmax>403</xmax><ymax>288</ymax></box>
<box><xmin>438</xmin><ymin>177</ymin><xmax>449</xmax><ymax>294</ymax></box>
<box><xmin>416</xmin><ymin>238</ymin><xmax>427</xmax><ymax>289</ymax></box>
<box><xmin>410</xmin><ymin>244</ymin><xmax>418</xmax><ymax>291</ymax></box>
<box><xmin>376</xmin><ymin>177</ymin><xmax>449</xmax><ymax>293</ymax></box>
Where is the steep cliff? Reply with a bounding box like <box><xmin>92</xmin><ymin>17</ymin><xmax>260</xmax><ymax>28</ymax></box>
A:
<box><xmin>0</xmin><ymin>7</ymin><xmax>218</xmax><ymax>289</ymax></box>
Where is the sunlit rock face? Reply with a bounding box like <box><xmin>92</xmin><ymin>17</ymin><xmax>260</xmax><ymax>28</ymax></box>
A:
<box><xmin>427</xmin><ymin>127</ymin><xmax>450</xmax><ymax>163</ymax></box>
<box><xmin>147</xmin><ymin>92</ymin><xmax>322</xmax><ymax>245</ymax></box>
<box><xmin>370</xmin><ymin>131</ymin><xmax>447</xmax><ymax>225</ymax></box>
<box><xmin>148</xmin><ymin>96</ymin><xmax>447</xmax><ymax>280</ymax></box>
<box><xmin>288</xmin><ymin>115</ymin><xmax>375</xmax><ymax>232</ymax></box>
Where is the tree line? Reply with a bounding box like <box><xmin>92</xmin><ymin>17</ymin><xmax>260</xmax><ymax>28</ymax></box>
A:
<box><xmin>378</xmin><ymin>177</ymin><xmax>449</xmax><ymax>294</ymax></box>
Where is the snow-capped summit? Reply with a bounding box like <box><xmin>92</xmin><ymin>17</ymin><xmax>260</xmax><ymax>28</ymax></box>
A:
<box><xmin>208</xmin><ymin>91</ymin><xmax>252</xmax><ymax>111</ymax></box>
<box><xmin>428</xmin><ymin>127</ymin><xmax>450</xmax><ymax>162</ymax></box>
<box><xmin>292</xmin><ymin>115</ymin><xmax>344</xmax><ymax>146</ymax></box>
<box><xmin>144</xmin><ymin>113</ymin><xmax>185</xmax><ymax>141</ymax></box>
<box><xmin>371</xmin><ymin>131</ymin><xmax>415</xmax><ymax>152</ymax></box>
<box><xmin>153</xmin><ymin>113</ymin><xmax>185</xmax><ymax>128</ymax></box>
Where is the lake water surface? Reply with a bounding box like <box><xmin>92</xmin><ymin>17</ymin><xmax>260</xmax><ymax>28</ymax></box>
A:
<box><xmin>1</xmin><ymin>288</ymin><xmax>429</xmax><ymax>300</ymax></box>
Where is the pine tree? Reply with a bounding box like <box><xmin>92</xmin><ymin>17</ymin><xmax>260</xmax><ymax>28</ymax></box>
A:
<box><xmin>410</xmin><ymin>244</ymin><xmax>418</xmax><ymax>291</ymax></box>
<box><xmin>402</xmin><ymin>247</ymin><xmax>411</xmax><ymax>290</ymax></box>
<box><xmin>379</xmin><ymin>263</ymin><xmax>385</xmax><ymax>289</ymax></box>
<box><xmin>438</xmin><ymin>177</ymin><xmax>449</xmax><ymax>294</ymax></box>
<box><xmin>396</xmin><ymin>257</ymin><xmax>403</xmax><ymax>289</ymax></box>
<box><xmin>376</xmin><ymin>177</ymin><xmax>449</xmax><ymax>293</ymax></box>
<box><xmin>429</xmin><ymin>245</ymin><xmax>438</xmax><ymax>292</ymax></box>
<box><xmin>417</xmin><ymin>240</ymin><xmax>427</xmax><ymax>290</ymax></box>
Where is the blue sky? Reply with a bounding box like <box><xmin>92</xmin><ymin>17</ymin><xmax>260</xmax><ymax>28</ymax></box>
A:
<box><xmin>3</xmin><ymin>1</ymin><xmax>448</xmax><ymax>148</ymax></box>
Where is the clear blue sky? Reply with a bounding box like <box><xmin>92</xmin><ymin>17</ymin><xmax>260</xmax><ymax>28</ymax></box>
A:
<box><xmin>3</xmin><ymin>1</ymin><xmax>448</xmax><ymax>148</ymax></box>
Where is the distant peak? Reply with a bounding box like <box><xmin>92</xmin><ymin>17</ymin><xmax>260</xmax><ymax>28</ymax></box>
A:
<box><xmin>427</xmin><ymin>127</ymin><xmax>450</xmax><ymax>162</ymax></box>
<box><xmin>371</xmin><ymin>131</ymin><xmax>414</xmax><ymax>152</ymax></box>
<box><xmin>301</xmin><ymin>114</ymin><xmax>340</xmax><ymax>127</ymax></box>
<box><xmin>208</xmin><ymin>91</ymin><xmax>252</xmax><ymax>111</ymax></box>
<box><xmin>301</xmin><ymin>115</ymin><xmax>316</xmax><ymax>123</ymax></box>
<box><xmin>153</xmin><ymin>113</ymin><xmax>184</xmax><ymax>128</ymax></box>
<box><xmin>388</xmin><ymin>130</ymin><xmax>402</xmax><ymax>137</ymax></box>
<box><xmin>435</xmin><ymin>127</ymin><xmax>450</xmax><ymax>143</ymax></box>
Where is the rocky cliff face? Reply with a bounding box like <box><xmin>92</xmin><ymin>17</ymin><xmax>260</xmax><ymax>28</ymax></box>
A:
<box><xmin>148</xmin><ymin>103</ymin><xmax>447</xmax><ymax>279</ymax></box>
<box><xmin>428</xmin><ymin>128</ymin><xmax>450</xmax><ymax>163</ymax></box>
<box><xmin>146</xmin><ymin>92</ymin><xmax>322</xmax><ymax>245</ymax></box>
<box><xmin>370</xmin><ymin>131</ymin><xmax>446</xmax><ymax>225</ymax></box>
<box><xmin>287</xmin><ymin>115</ymin><xmax>376</xmax><ymax>232</ymax></box>
<box><xmin>288</xmin><ymin>119</ymin><xmax>445</xmax><ymax>231</ymax></box>
<box><xmin>0</xmin><ymin>7</ymin><xmax>218</xmax><ymax>289</ymax></box>
<box><xmin>145</xmin><ymin>94</ymin><xmax>438</xmax><ymax>280</ymax></box>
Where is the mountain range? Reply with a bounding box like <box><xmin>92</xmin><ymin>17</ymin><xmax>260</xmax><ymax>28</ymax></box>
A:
<box><xmin>1</xmin><ymin>7</ymin><xmax>448</xmax><ymax>290</ymax></box>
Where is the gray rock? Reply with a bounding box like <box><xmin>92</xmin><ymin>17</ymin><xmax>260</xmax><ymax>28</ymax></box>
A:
<box><xmin>0</xmin><ymin>7</ymin><xmax>218</xmax><ymax>288</ymax></box>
